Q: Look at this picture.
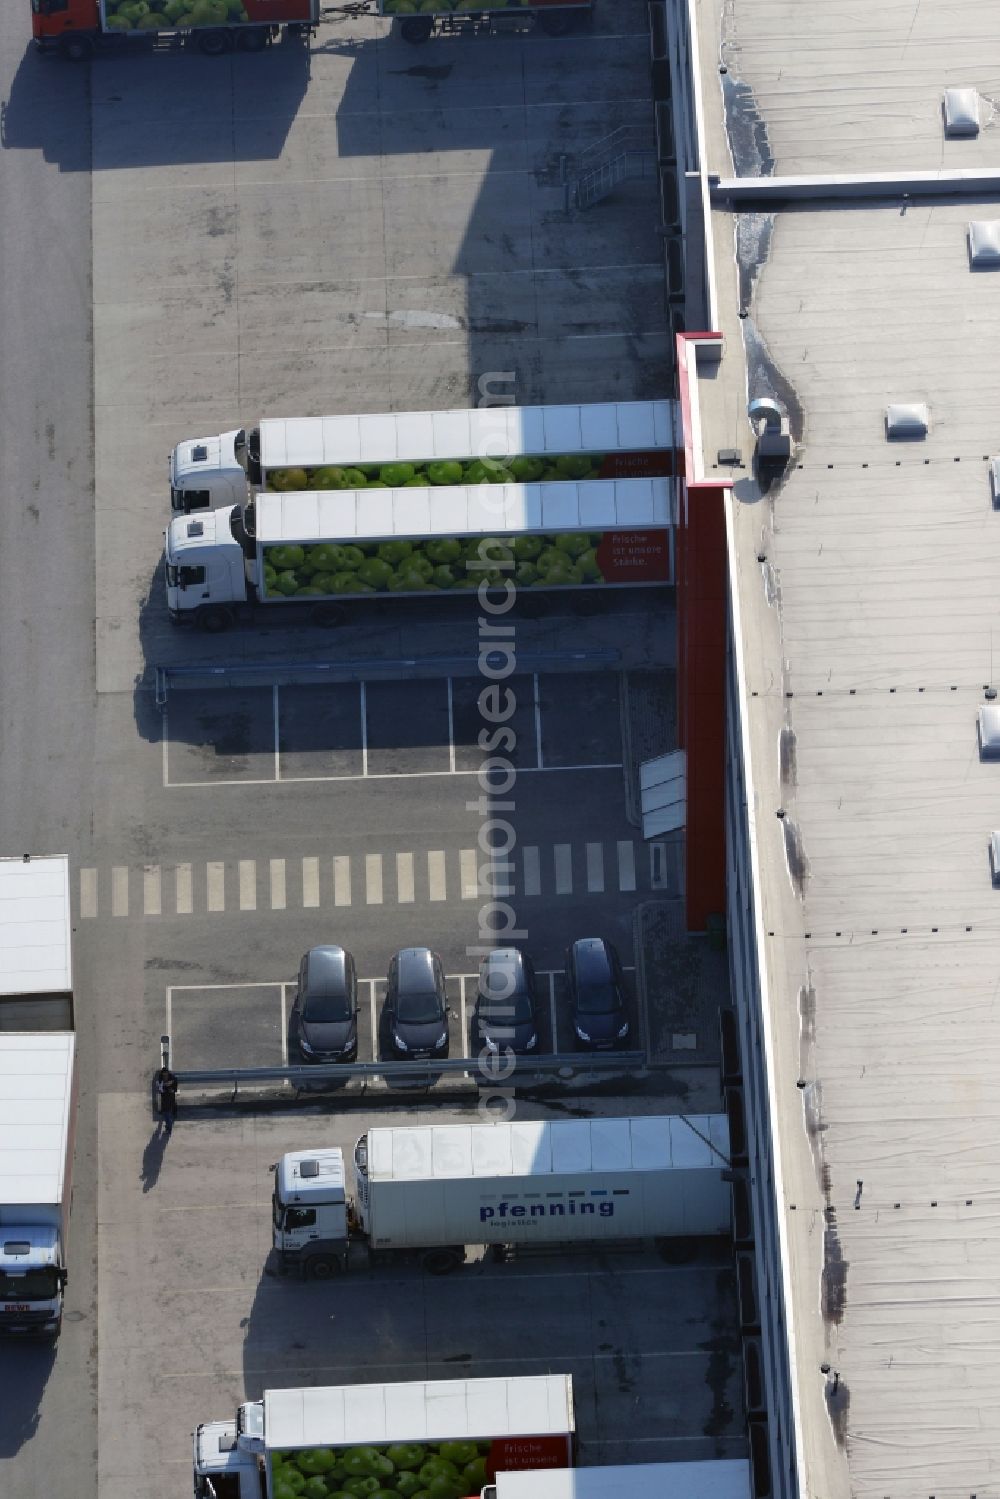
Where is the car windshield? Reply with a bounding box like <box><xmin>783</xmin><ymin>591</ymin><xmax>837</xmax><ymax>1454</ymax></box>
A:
<box><xmin>576</xmin><ymin>982</ymin><xmax>618</xmax><ymax>1015</ymax></box>
<box><xmin>0</xmin><ymin>1268</ymin><xmax>60</xmax><ymax>1301</ymax></box>
<box><xmin>397</xmin><ymin>990</ymin><xmax>443</xmax><ymax>1025</ymax></box>
<box><xmin>481</xmin><ymin>991</ymin><xmax>534</xmax><ymax>1025</ymax></box>
<box><xmin>303</xmin><ymin>993</ymin><xmax>351</xmax><ymax>1023</ymax></box>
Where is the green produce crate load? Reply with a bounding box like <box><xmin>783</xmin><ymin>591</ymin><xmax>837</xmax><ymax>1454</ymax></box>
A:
<box><xmin>266</xmin><ymin>452</ymin><xmax>603</xmax><ymax>492</ymax></box>
<box><xmin>271</xmin><ymin>1440</ymin><xmax>492</xmax><ymax>1499</ymax></box>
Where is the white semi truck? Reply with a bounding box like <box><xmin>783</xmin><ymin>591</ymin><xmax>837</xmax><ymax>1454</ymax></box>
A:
<box><xmin>485</xmin><ymin>1460</ymin><xmax>753</xmax><ymax>1499</ymax></box>
<box><xmin>272</xmin><ymin>1114</ymin><xmax>731</xmax><ymax>1278</ymax></box>
<box><xmin>0</xmin><ymin>854</ymin><xmax>77</xmax><ymax>1338</ymax></box>
<box><xmin>193</xmin><ymin>1374</ymin><xmax>576</xmax><ymax>1499</ymax></box>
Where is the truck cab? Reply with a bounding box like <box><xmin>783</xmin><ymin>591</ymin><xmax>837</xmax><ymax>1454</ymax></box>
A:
<box><xmin>169</xmin><ymin>428</ymin><xmax>256</xmax><ymax>514</ymax></box>
<box><xmin>193</xmin><ymin>1406</ymin><xmax>265</xmax><ymax>1499</ymax></box>
<box><xmin>0</xmin><ymin>1226</ymin><xmax>66</xmax><ymax>1337</ymax></box>
<box><xmin>272</xmin><ymin>1148</ymin><xmax>349</xmax><ymax>1277</ymax></box>
<box><xmin>165</xmin><ymin>507</ymin><xmax>249</xmax><ymax>625</ymax></box>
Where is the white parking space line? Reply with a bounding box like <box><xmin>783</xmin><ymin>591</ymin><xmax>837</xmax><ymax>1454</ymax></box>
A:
<box><xmin>206</xmin><ymin>862</ymin><xmax>225</xmax><ymax>912</ymax></box>
<box><xmin>280</xmin><ymin>982</ymin><xmax>289</xmax><ymax>1067</ymax></box>
<box><xmin>548</xmin><ymin>970</ymin><xmax>558</xmax><ymax>1047</ymax></box>
<box><xmin>446</xmin><ymin>677</ymin><xmax>456</xmax><ymax>774</ymax></box>
<box><xmin>396</xmin><ymin>852</ymin><xmax>414</xmax><ymax>904</ymax></box>
<box><xmin>270</xmin><ymin>859</ymin><xmax>286</xmax><ymax>911</ymax></box>
<box><xmin>360</xmin><ymin>681</ymin><xmax>368</xmax><ymax>778</ymax></box>
<box><xmin>365</xmin><ymin>853</ymin><xmax>383</xmax><ymax>905</ymax></box>
<box><xmin>175</xmin><ymin>864</ymin><xmax>193</xmax><ymax>915</ymax></box>
<box><xmin>333</xmin><ymin>856</ymin><xmax>351</xmax><ymax>907</ymax></box>
<box><xmin>533</xmin><ymin>673</ymin><xmax>544</xmax><ymax>768</ymax></box>
<box><xmin>522</xmin><ymin>845</ymin><xmax>541</xmax><ymax>897</ymax></box>
<box><xmin>143</xmin><ymin>865</ymin><xmax>161</xmax><ymax>916</ymax></box>
<box><xmin>427</xmin><ymin>850</ymin><xmax>447</xmax><ymax>901</ymax></box>
<box><xmin>366</xmin><ymin>977</ymin><xmax>378</xmax><ymax>1049</ymax></box>
<box><xmin>80</xmin><ymin>868</ymin><xmax>98</xmax><ymax>919</ymax></box>
<box><xmin>459</xmin><ymin>849</ymin><xmax>479</xmax><ymax>899</ymax></box>
<box><xmin>554</xmin><ymin>844</ymin><xmax>573</xmax><ymax>895</ymax></box>
<box><xmin>239</xmin><ymin>860</ymin><xmax>256</xmax><ymax>911</ymax></box>
<box><xmin>161</xmin><ymin>716</ymin><xmax>170</xmax><ymax>788</ymax></box>
<box><xmin>586</xmin><ymin>843</ymin><xmax>605</xmax><ymax>893</ymax></box>
<box><xmin>302</xmin><ymin>856</ymin><xmax>320</xmax><ymax>908</ymax></box>
<box><xmin>617</xmin><ymin>840</ymin><xmax>637</xmax><ymax>892</ymax></box>
<box><xmin>273</xmin><ymin>685</ymin><xmax>281</xmax><ymax>782</ymax></box>
<box><xmin>112</xmin><ymin>866</ymin><xmax>129</xmax><ymax>917</ymax></box>
<box><xmin>458</xmin><ymin>973</ymin><xmax>467</xmax><ymax>1046</ymax></box>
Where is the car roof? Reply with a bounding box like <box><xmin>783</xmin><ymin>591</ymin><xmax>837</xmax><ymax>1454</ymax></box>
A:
<box><xmin>480</xmin><ymin>947</ymin><xmax>526</xmax><ymax>974</ymax></box>
<box><xmin>571</xmin><ymin>937</ymin><xmax>614</xmax><ymax>982</ymax></box>
<box><xmin>396</xmin><ymin>946</ymin><xmax>437</xmax><ymax>989</ymax></box>
<box><xmin>303</xmin><ymin>945</ymin><xmax>349</xmax><ymax>997</ymax></box>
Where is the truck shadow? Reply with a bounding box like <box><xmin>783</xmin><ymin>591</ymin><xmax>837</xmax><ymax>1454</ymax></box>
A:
<box><xmin>0</xmin><ymin>1339</ymin><xmax>57</xmax><ymax>1456</ymax></box>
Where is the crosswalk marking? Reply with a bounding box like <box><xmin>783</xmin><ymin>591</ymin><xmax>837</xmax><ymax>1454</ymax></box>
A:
<box><xmin>175</xmin><ymin>864</ymin><xmax>193</xmax><ymax>915</ymax></box>
<box><xmin>206</xmin><ymin>862</ymin><xmax>225</xmax><ymax>912</ymax></box>
<box><xmin>459</xmin><ymin>849</ymin><xmax>478</xmax><ymax>900</ymax></box>
<box><xmin>72</xmin><ymin>841</ymin><xmax>648</xmax><ymax>917</ymax></box>
<box><xmin>427</xmin><ymin>850</ymin><xmax>447</xmax><ymax>901</ymax></box>
<box><xmin>396</xmin><ymin>852</ymin><xmax>414</xmax><ymax>904</ymax></box>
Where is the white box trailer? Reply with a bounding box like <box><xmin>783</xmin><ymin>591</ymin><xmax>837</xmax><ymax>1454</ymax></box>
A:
<box><xmin>0</xmin><ymin>854</ymin><xmax>76</xmax><ymax>1338</ymax></box>
<box><xmin>169</xmin><ymin>399</ymin><xmax>676</xmax><ymax>513</ymax></box>
<box><xmin>487</xmin><ymin>1459</ymin><xmax>753</xmax><ymax>1499</ymax></box>
<box><xmin>165</xmin><ymin>475</ymin><xmax>674</xmax><ymax>631</ymax></box>
<box><xmin>193</xmin><ymin>1374</ymin><xmax>576</xmax><ymax>1499</ymax></box>
<box><xmin>272</xmin><ymin>1115</ymin><xmax>731</xmax><ymax>1277</ymax></box>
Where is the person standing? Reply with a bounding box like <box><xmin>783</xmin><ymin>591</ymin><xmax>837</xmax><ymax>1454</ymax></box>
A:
<box><xmin>154</xmin><ymin>1066</ymin><xmax>179</xmax><ymax>1137</ymax></box>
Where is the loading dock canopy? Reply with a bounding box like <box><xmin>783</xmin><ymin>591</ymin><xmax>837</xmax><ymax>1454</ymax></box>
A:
<box><xmin>259</xmin><ymin>400</ymin><xmax>674</xmax><ymax>469</ymax></box>
<box><xmin>255</xmin><ymin>478</ymin><xmax>669</xmax><ymax>544</ymax></box>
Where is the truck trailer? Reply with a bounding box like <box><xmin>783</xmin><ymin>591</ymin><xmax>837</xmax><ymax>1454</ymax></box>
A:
<box><xmin>377</xmin><ymin>0</ymin><xmax>592</xmax><ymax>45</ymax></box>
<box><xmin>168</xmin><ymin>400</ymin><xmax>677</xmax><ymax>514</ymax></box>
<box><xmin>193</xmin><ymin>1374</ymin><xmax>576</xmax><ymax>1499</ymax></box>
<box><xmin>32</xmin><ymin>0</ymin><xmax>318</xmax><ymax>60</ymax></box>
<box><xmin>0</xmin><ymin>854</ymin><xmax>77</xmax><ymax>1338</ymax></box>
<box><xmin>485</xmin><ymin>1460</ymin><xmax>754</xmax><ymax>1499</ymax></box>
<box><xmin>272</xmin><ymin>1114</ymin><xmax>731</xmax><ymax>1278</ymax></box>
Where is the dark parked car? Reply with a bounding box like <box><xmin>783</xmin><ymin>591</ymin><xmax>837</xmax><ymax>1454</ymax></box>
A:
<box><xmin>475</xmin><ymin>948</ymin><xmax>539</xmax><ymax>1054</ymax></box>
<box><xmin>386</xmin><ymin>947</ymin><xmax>450</xmax><ymax>1059</ymax></box>
<box><xmin>564</xmin><ymin>937</ymin><xmax>629</xmax><ymax>1049</ymax></box>
<box><xmin>290</xmin><ymin>946</ymin><xmax>358</xmax><ymax>1063</ymax></box>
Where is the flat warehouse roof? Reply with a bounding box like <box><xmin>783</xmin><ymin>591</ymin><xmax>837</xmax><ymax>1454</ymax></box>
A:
<box><xmin>366</xmin><ymin>1115</ymin><xmax>729</xmax><ymax>1182</ymax></box>
<box><xmin>264</xmin><ymin>1374</ymin><xmax>574</xmax><ymax>1449</ymax></box>
<box><xmin>259</xmin><ymin>400</ymin><xmax>674</xmax><ymax>468</ymax></box>
<box><xmin>0</xmin><ymin>855</ymin><xmax>72</xmax><ymax>996</ymax></box>
<box><xmin>255</xmin><ymin>477</ymin><xmax>670</xmax><ymax>544</ymax></box>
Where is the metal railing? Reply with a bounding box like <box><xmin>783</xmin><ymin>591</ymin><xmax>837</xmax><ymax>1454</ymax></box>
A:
<box><xmin>574</xmin><ymin>125</ymin><xmax>657</xmax><ymax>210</ymax></box>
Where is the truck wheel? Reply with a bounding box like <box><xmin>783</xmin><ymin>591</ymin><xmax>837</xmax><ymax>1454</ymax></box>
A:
<box><xmin>306</xmin><ymin>1254</ymin><xmax>341</xmax><ymax>1280</ymax></box>
<box><xmin>197</xmin><ymin>28</ymin><xmax>232</xmax><ymax>54</ymax></box>
<box><xmin>421</xmin><ymin>1247</ymin><xmax>463</xmax><ymax>1276</ymax></box>
<box><xmin>238</xmin><ymin>26</ymin><xmax>268</xmax><ymax>50</ymax></box>
<box><xmin>539</xmin><ymin>12</ymin><xmax>573</xmax><ymax>35</ymax></box>
<box><xmin>60</xmin><ymin>35</ymin><xmax>94</xmax><ymax>60</ymax></box>
<box><xmin>197</xmin><ymin>605</ymin><xmax>234</xmax><ymax>633</ymax></box>
<box><xmin>400</xmin><ymin>17</ymin><xmax>433</xmax><ymax>43</ymax></box>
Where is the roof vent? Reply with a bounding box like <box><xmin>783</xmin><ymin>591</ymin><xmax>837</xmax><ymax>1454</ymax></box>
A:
<box><xmin>968</xmin><ymin>221</ymin><xmax>1000</xmax><ymax>268</ymax></box>
<box><xmin>192</xmin><ymin>444</ymin><xmax>208</xmax><ymax>462</ymax></box>
<box><xmin>991</xmin><ymin>832</ymin><xmax>1000</xmax><ymax>885</ymax></box>
<box><xmin>943</xmin><ymin>88</ymin><xmax>979</xmax><ymax>137</ymax></box>
<box><xmin>186</xmin><ymin>520</ymin><xmax>204</xmax><ymax>537</ymax></box>
<box><xmin>299</xmin><ymin>1158</ymin><xmax>321</xmax><ymax>1178</ymax></box>
<box><xmin>748</xmin><ymin>397</ymin><xmax>792</xmax><ymax>461</ymax></box>
<box><xmin>978</xmin><ymin>705</ymin><xmax>1000</xmax><ymax>758</ymax></box>
<box><xmin>989</xmin><ymin>458</ymin><xmax>1000</xmax><ymax>507</ymax></box>
<box><xmin>885</xmin><ymin>403</ymin><xmax>928</xmax><ymax>440</ymax></box>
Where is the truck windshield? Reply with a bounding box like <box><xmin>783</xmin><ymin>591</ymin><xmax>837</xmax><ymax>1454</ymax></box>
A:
<box><xmin>0</xmin><ymin>1268</ymin><xmax>60</xmax><ymax>1301</ymax></box>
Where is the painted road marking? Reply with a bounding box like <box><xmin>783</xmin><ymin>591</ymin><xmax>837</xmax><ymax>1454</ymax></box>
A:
<box><xmin>239</xmin><ymin>860</ymin><xmax>256</xmax><ymax>911</ymax></box>
<box><xmin>175</xmin><ymin>864</ymin><xmax>193</xmax><ymax>915</ymax></box>
<box><xmin>270</xmin><ymin>859</ymin><xmax>286</xmax><ymax>911</ymax></box>
<box><xmin>334</xmin><ymin>856</ymin><xmax>351</xmax><ymax>907</ymax></box>
<box><xmin>80</xmin><ymin>868</ymin><xmax>98</xmax><ymax>919</ymax></box>
<box><xmin>554</xmin><ymin>844</ymin><xmax>573</xmax><ymax>895</ymax></box>
<box><xmin>459</xmin><ymin>848</ymin><xmax>478</xmax><ymax>900</ymax></box>
<box><xmin>586</xmin><ymin>842</ymin><xmax>605</xmax><ymax>893</ymax></box>
<box><xmin>522</xmin><ymin>845</ymin><xmax>541</xmax><ymax>897</ymax></box>
<box><xmin>143</xmin><ymin>865</ymin><xmax>161</xmax><ymax>917</ymax></box>
<box><xmin>112</xmin><ymin>866</ymin><xmax>129</xmax><ymax>917</ymax></box>
<box><xmin>206</xmin><ymin>862</ymin><xmax>225</xmax><ymax>912</ymax></box>
<box><xmin>427</xmin><ymin>850</ymin><xmax>447</xmax><ymax>901</ymax></box>
<box><xmin>365</xmin><ymin>853</ymin><xmax>383</xmax><ymax>905</ymax></box>
<box><xmin>617</xmin><ymin>840</ymin><xmax>636</xmax><ymax>892</ymax></box>
<box><xmin>396</xmin><ymin>851</ymin><xmax>414</xmax><ymax>904</ymax></box>
<box><xmin>302</xmin><ymin>857</ymin><xmax>320</xmax><ymax>908</ymax></box>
